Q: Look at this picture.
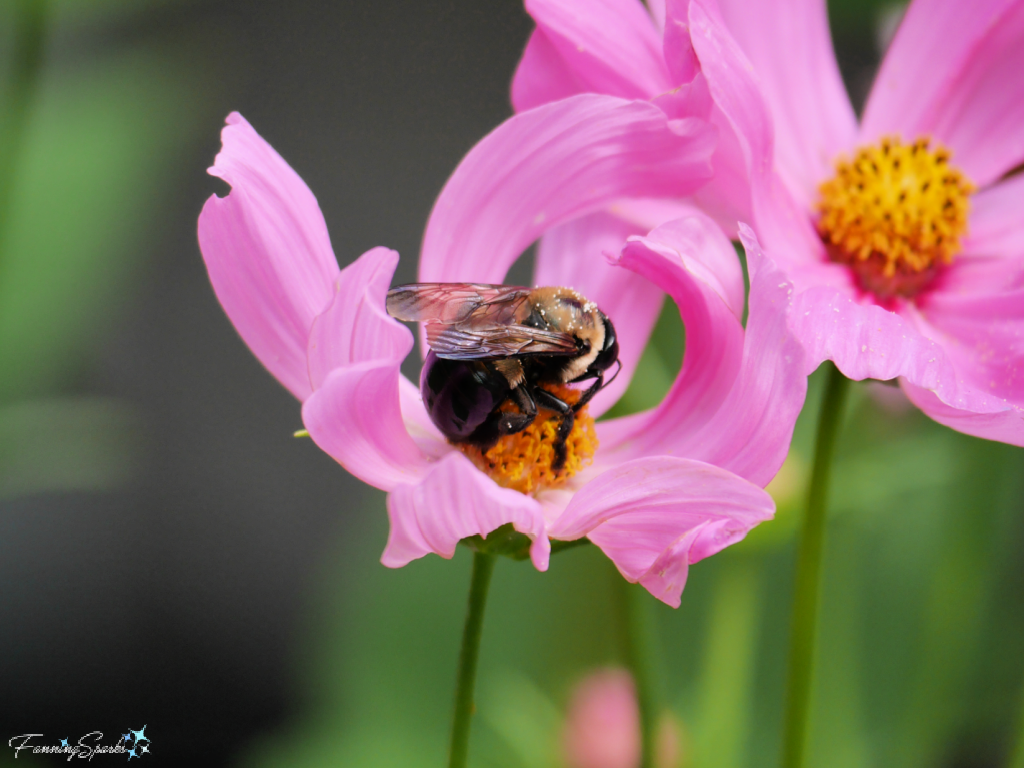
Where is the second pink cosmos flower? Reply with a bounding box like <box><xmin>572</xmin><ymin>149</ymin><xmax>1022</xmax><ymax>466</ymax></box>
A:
<box><xmin>197</xmin><ymin>100</ymin><xmax>805</xmax><ymax>607</ymax></box>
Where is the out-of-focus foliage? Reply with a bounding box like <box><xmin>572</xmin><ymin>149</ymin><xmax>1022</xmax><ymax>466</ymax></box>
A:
<box><xmin>0</xmin><ymin>0</ymin><xmax>214</xmax><ymax>498</ymax></box>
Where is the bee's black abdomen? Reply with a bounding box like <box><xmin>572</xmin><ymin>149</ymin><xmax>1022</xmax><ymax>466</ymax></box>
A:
<box><xmin>421</xmin><ymin>352</ymin><xmax>510</xmax><ymax>444</ymax></box>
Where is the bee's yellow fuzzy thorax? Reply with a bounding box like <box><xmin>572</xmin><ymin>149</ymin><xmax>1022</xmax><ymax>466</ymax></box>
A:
<box><xmin>817</xmin><ymin>136</ymin><xmax>974</xmax><ymax>298</ymax></box>
<box><xmin>460</xmin><ymin>384</ymin><xmax>598</xmax><ymax>495</ymax></box>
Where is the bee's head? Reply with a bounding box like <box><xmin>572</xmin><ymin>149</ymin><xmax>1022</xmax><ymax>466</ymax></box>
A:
<box><xmin>591</xmin><ymin>313</ymin><xmax>619</xmax><ymax>372</ymax></box>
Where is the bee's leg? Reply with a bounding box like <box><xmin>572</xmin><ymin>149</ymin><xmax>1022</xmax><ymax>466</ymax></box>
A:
<box><xmin>498</xmin><ymin>385</ymin><xmax>537</xmax><ymax>436</ymax></box>
<box><xmin>534</xmin><ymin>388</ymin><xmax>574</xmax><ymax>472</ymax></box>
<box><xmin>572</xmin><ymin>373</ymin><xmax>604</xmax><ymax>412</ymax></box>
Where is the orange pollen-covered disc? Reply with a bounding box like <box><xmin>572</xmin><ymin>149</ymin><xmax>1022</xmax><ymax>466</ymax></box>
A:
<box><xmin>816</xmin><ymin>136</ymin><xmax>974</xmax><ymax>299</ymax></box>
<box><xmin>459</xmin><ymin>384</ymin><xmax>598</xmax><ymax>496</ymax></box>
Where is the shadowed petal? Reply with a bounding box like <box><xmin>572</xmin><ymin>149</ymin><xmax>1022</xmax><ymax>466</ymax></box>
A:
<box><xmin>549</xmin><ymin>457</ymin><xmax>774</xmax><ymax>606</ymax></box>
<box><xmin>533</xmin><ymin>212</ymin><xmax>663</xmax><ymax>417</ymax></box>
<box><xmin>306</xmin><ymin>246</ymin><xmax>411</xmax><ymax>389</ymax></box>
<box><xmin>512</xmin><ymin>29</ymin><xmax>589</xmax><ymax>113</ymax></box>
<box><xmin>597</xmin><ymin>214</ymin><xmax>745</xmax><ymax>460</ymax></box>
<box><xmin>862</xmin><ymin>0</ymin><xmax>1024</xmax><ymax>186</ymax></box>
<box><xmin>704</xmin><ymin>0</ymin><xmax>856</xmax><ymax>200</ymax></box>
<box><xmin>420</xmin><ymin>94</ymin><xmax>716</xmax><ymax>285</ymax></box>
<box><xmin>383</xmin><ymin>452</ymin><xmax>551</xmax><ymax>570</ymax></box>
<box><xmin>198</xmin><ymin>112</ymin><xmax>340</xmax><ymax>400</ymax></box>
<box><xmin>512</xmin><ymin>0</ymin><xmax>670</xmax><ymax>112</ymax></box>
<box><xmin>302</xmin><ymin>361</ymin><xmax>440</xmax><ymax>492</ymax></box>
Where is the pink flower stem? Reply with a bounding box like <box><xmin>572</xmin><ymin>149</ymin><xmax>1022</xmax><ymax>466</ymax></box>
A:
<box><xmin>0</xmin><ymin>0</ymin><xmax>47</xmax><ymax>269</ymax></box>
<box><xmin>616</xmin><ymin>571</ymin><xmax>665</xmax><ymax>768</ymax></box>
<box><xmin>781</xmin><ymin>362</ymin><xmax>850</xmax><ymax>768</ymax></box>
<box><xmin>448</xmin><ymin>551</ymin><xmax>497</xmax><ymax>768</ymax></box>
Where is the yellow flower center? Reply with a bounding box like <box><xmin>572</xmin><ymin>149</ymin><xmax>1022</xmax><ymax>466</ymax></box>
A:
<box><xmin>816</xmin><ymin>136</ymin><xmax>974</xmax><ymax>299</ymax></box>
<box><xmin>459</xmin><ymin>384</ymin><xmax>598</xmax><ymax>495</ymax></box>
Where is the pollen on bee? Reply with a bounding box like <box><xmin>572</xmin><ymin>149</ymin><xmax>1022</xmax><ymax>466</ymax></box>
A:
<box><xmin>459</xmin><ymin>384</ymin><xmax>598</xmax><ymax>495</ymax></box>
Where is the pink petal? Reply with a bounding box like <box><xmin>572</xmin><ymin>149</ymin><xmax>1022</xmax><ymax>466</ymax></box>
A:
<box><xmin>704</xmin><ymin>0</ymin><xmax>857</xmax><ymax>201</ymax></box>
<box><xmin>198</xmin><ymin>112</ymin><xmax>340</xmax><ymax>400</ymax></box>
<box><xmin>549</xmin><ymin>457</ymin><xmax>774</xmax><ymax>607</ymax></box>
<box><xmin>900</xmin><ymin>379</ymin><xmax>1024</xmax><ymax>446</ymax></box>
<box><xmin>684</xmin><ymin>0</ymin><xmax>824</xmax><ymax>269</ymax></box>
<box><xmin>306</xmin><ymin>246</ymin><xmax>412</xmax><ymax>390</ymax></box>
<box><xmin>419</xmin><ymin>94</ymin><xmax>716</xmax><ymax>284</ymax></box>
<box><xmin>512</xmin><ymin>29</ymin><xmax>590</xmax><ymax>113</ymax></box>
<box><xmin>963</xmin><ymin>172</ymin><xmax>1024</xmax><ymax>260</ymax></box>
<box><xmin>597</xmin><ymin>215</ymin><xmax>745</xmax><ymax>460</ymax></box>
<box><xmin>533</xmin><ymin>212</ymin><xmax>664</xmax><ymax>417</ymax></box>
<box><xmin>511</xmin><ymin>0</ymin><xmax>671</xmax><ymax>113</ymax></box>
<box><xmin>660</xmin><ymin>225</ymin><xmax>807</xmax><ymax>487</ymax></box>
<box><xmin>383</xmin><ymin>452</ymin><xmax>551</xmax><ymax>570</ymax></box>
<box><xmin>789</xmin><ymin>286</ymin><xmax>952</xmax><ymax>381</ymax></box>
<box><xmin>917</xmin><ymin>287</ymin><xmax>1024</xmax><ymax>404</ymax></box>
<box><xmin>301</xmin><ymin>361</ymin><xmax>439</xmax><ymax>492</ymax></box>
<box><xmin>862</xmin><ymin>0</ymin><xmax>1024</xmax><ymax>186</ymax></box>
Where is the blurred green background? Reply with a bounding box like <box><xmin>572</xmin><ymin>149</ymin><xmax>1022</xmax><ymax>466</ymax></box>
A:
<box><xmin>0</xmin><ymin>1</ymin><xmax>1021</xmax><ymax>767</ymax></box>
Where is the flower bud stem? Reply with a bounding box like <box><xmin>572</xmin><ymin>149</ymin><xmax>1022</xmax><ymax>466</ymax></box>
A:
<box><xmin>616</xmin><ymin>573</ymin><xmax>665</xmax><ymax>768</ymax></box>
<box><xmin>780</xmin><ymin>362</ymin><xmax>850</xmax><ymax>768</ymax></box>
<box><xmin>448</xmin><ymin>550</ymin><xmax>496</xmax><ymax>768</ymax></box>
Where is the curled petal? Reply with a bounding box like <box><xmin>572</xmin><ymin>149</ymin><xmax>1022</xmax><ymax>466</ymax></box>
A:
<box><xmin>512</xmin><ymin>0</ymin><xmax>671</xmax><ymax>112</ymax></box>
<box><xmin>383</xmin><ymin>452</ymin><xmax>551</xmax><ymax>570</ymax></box>
<box><xmin>668</xmin><ymin>225</ymin><xmax>807</xmax><ymax>486</ymax></box>
<box><xmin>301</xmin><ymin>361</ymin><xmax>438</xmax><ymax>492</ymax></box>
<box><xmin>420</xmin><ymin>94</ymin><xmax>716</xmax><ymax>284</ymax></box>
<box><xmin>598</xmin><ymin>214</ymin><xmax>745</xmax><ymax>460</ymax></box>
<box><xmin>862</xmin><ymin>0</ymin><xmax>1024</xmax><ymax>186</ymax></box>
<box><xmin>198</xmin><ymin>112</ymin><xmax>340</xmax><ymax>400</ymax></box>
<box><xmin>534</xmin><ymin>212</ymin><xmax>663</xmax><ymax>417</ymax></box>
<box><xmin>900</xmin><ymin>380</ymin><xmax>1024</xmax><ymax>446</ymax></box>
<box><xmin>549</xmin><ymin>457</ymin><xmax>774</xmax><ymax>607</ymax></box>
<box><xmin>306</xmin><ymin>246</ymin><xmax>412</xmax><ymax>389</ymax></box>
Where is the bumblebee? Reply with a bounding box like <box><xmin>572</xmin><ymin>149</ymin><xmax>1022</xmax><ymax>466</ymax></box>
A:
<box><xmin>386</xmin><ymin>283</ymin><xmax>620</xmax><ymax>471</ymax></box>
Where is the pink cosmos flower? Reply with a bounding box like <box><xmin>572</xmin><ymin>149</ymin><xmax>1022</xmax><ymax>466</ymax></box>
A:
<box><xmin>511</xmin><ymin>0</ymin><xmax>1024</xmax><ymax>444</ymax></box>
<box><xmin>197</xmin><ymin>106</ymin><xmax>805</xmax><ymax>607</ymax></box>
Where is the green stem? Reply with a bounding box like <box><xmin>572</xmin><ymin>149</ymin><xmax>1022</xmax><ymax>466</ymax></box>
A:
<box><xmin>1009</xmin><ymin>673</ymin><xmax>1024</xmax><ymax>768</ymax></box>
<box><xmin>448</xmin><ymin>551</ymin><xmax>496</xmax><ymax>768</ymax></box>
<box><xmin>780</xmin><ymin>362</ymin><xmax>850</xmax><ymax>768</ymax></box>
<box><xmin>0</xmin><ymin>0</ymin><xmax>48</xmax><ymax>261</ymax></box>
<box><xmin>615</xmin><ymin>573</ymin><xmax>664</xmax><ymax>768</ymax></box>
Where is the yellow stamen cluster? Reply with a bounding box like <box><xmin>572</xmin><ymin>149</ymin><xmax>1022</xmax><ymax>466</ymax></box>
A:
<box><xmin>460</xmin><ymin>384</ymin><xmax>598</xmax><ymax>495</ymax></box>
<box><xmin>817</xmin><ymin>136</ymin><xmax>974</xmax><ymax>298</ymax></box>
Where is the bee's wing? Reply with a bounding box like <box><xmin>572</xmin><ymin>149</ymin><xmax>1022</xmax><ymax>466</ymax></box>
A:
<box><xmin>386</xmin><ymin>283</ymin><xmax>532</xmax><ymax>326</ymax></box>
<box><xmin>426</xmin><ymin>324</ymin><xmax>578</xmax><ymax>360</ymax></box>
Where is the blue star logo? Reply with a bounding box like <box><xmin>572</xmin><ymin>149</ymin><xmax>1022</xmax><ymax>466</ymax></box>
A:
<box><xmin>130</xmin><ymin>725</ymin><xmax>148</xmax><ymax>744</ymax></box>
<box><xmin>127</xmin><ymin>747</ymin><xmax>137</xmax><ymax>759</ymax></box>
<box><xmin>60</xmin><ymin>738</ymin><xmax>69</xmax><ymax>748</ymax></box>
<box><xmin>122</xmin><ymin>733</ymin><xmax>132</xmax><ymax>744</ymax></box>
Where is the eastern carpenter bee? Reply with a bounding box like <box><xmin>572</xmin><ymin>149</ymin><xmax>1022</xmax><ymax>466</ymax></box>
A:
<box><xmin>386</xmin><ymin>283</ymin><xmax>620</xmax><ymax>471</ymax></box>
